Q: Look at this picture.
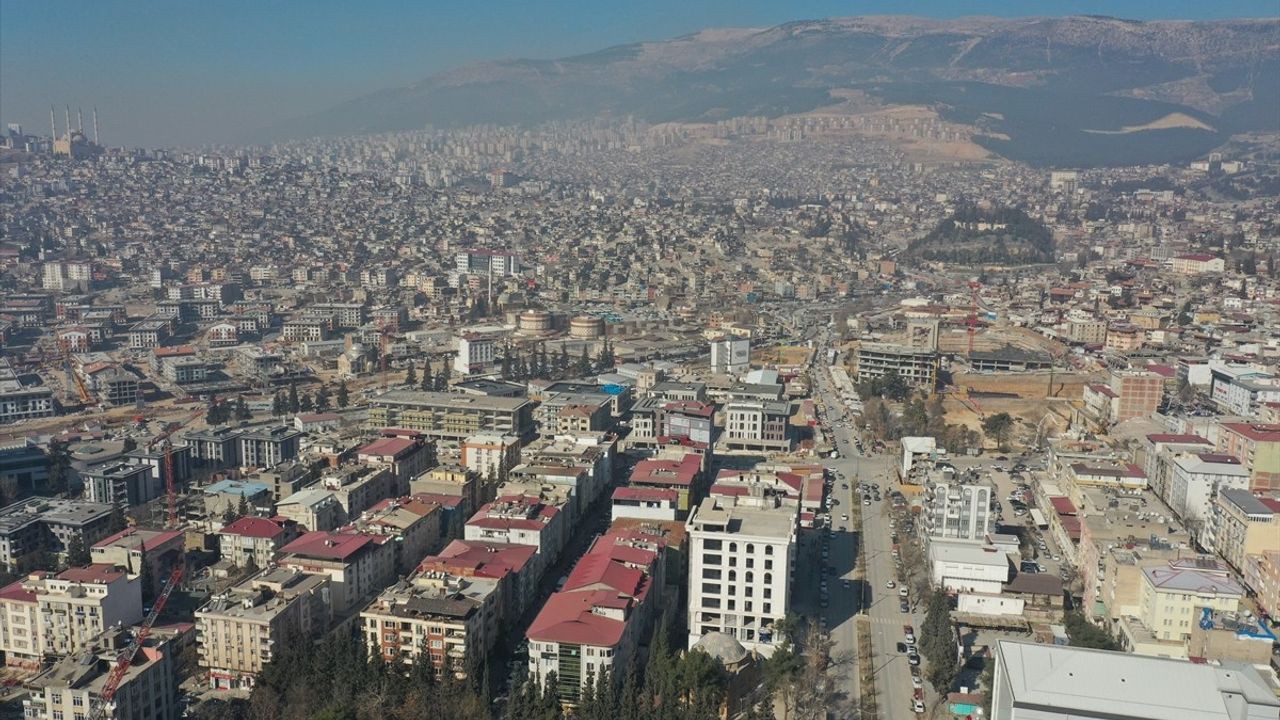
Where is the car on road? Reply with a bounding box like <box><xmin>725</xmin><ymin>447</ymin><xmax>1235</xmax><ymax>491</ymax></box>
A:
<box><xmin>908</xmin><ymin>653</ymin><xmax>921</xmax><ymax>666</ymax></box>
<box><xmin>911</xmin><ymin>674</ymin><xmax>923</xmax><ymax>689</ymax></box>
<box><xmin>903</xmin><ymin>625</ymin><xmax>916</xmax><ymax>643</ymax></box>
<box><xmin>841</xmin><ymin>513</ymin><xmax>849</xmax><ymax>522</ymax></box>
<box><xmin>885</xmin><ymin>580</ymin><xmax>896</xmax><ymax>589</ymax></box>
<box><xmin>864</xmin><ymin>499</ymin><xmax>872</xmax><ymax>506</ymax></box>
<box><xmin>913</xmin><ymin>699</ymin><xmax>926</xmax><ymax>714</ymax></box>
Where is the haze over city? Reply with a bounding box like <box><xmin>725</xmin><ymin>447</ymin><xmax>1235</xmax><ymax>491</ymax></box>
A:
<box><xmin>0</xmin><ymin>3</ymin><xmax>1279</xmax><ymax>720</ymax></box>
<box><xmin>1</xmin><ymin>0</ymin><xmax>1275</xmax><ymax>146</ymax></box>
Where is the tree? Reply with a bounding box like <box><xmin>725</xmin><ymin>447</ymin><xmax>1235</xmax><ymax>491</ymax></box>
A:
<box><xmin>315</xmin><ymin>385</ymin><xmax>332</xmax><ymax>411</ymax></box>
<box><xmin>272</xmin><ymin>391</ymin><xmax>286</xmax><ymax>417</ymax></box>
<box><xmin>121</xmin><ymin>437</ymin><xmax>138</xmax><ymax>453</ymax></box>
<box><xmin>287</xmin><ymin>383</ymin><xmax>300</xmax><ymax>414</ymax></box>
<box><xmin>108</xmin><ymin>503</ymin><xmax>128</xmax><ymax>533</ymax></box>
<box><xmin>435</xmin><ymin>366</ymin><xmax>449</xmax><ymax>392</ymax></box>
<box><xmin>405</xmin><ymin>363</ymin><xmax>417</xmax><ymax>387</ymax></box>
<box><xmin>1064</xmin><ymin>611</ymin><xmax>1121</xmax><ymax>650</ymax></box>
<box><xmin>421</xmin><ymin>360</ymin><xmax>433</xmax><ymax>391</ymax></box>
<box><xmin>577</xmin><ymin>345</ymin><xmax>592</xmax><ymax>376</ymax></box>
<box><xmin>46</xmin><ymin>439</ymin><xmax>72</xmax><ymax>495</ymax></box>
<box><xmin>235</xmin><ymin>395</ymin><xmax>252</xmax><ymax>421</ymax></box>
<box><xmin>65</xmin><ymin>535</ymin><xmax>90</xmax><ymax>567</ymax></box>
<box><xmin>982</xmin><ymin>412</ymin><xmax>1016</xmax><ymax>451</ymax></box>
<box><xmin>336</xmin><ymin>380</ymin><xmax>350</xmax><ymax>408</ymax></box>
<box><xmin>300</xmin><ymin>392</ymin><xmax>314</xmax><ymax>412</ymax></box>
<box><xmin>237</xmin><ymin>493</ymin><xmax>250</xmax><ymax>518</ymax></box>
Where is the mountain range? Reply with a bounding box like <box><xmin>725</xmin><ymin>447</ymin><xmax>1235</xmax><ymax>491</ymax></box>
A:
<box><xmin>274</xmin><ymin>15</ymin><xmax>1280</xmax><ymax>167</ymax></box>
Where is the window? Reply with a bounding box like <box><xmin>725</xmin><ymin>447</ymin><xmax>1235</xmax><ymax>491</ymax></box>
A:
<box><xmin>704</xmin><ymin>554</ymin><xmax>722</xmax><ymax>566</ymax></box>
<box><xmin>765</xmin><ymin>545</ymin><xmax>774</xmax><ymax>556</ymax></box>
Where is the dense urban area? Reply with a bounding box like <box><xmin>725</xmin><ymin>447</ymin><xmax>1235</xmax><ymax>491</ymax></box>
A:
<box><xmin>0</xmin><ymin>93</ymin><xmax>1278</xmax><ymax>720</ymax></box>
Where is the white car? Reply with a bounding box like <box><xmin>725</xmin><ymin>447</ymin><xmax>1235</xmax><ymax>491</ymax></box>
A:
<box><xmin>913</xmin><ymin>699</ymin><xmax>926</xmax><ymax>714</ymax></box>
<box><xmin>885</xmin><ymin>580</ymin><xmax>896</xmax><ymax>589</ymax></box>
<box><xmin>911</xmin><ymin>675</ymin><xmax>923</xmax><ymax>689</ymax></box>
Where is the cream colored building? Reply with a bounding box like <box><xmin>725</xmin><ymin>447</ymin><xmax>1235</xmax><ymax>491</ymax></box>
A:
<box><xmin>23</xmin><ymin>632</ymin><xmax>176</xmax><ymax>720</ymax></box>
<box><xmin>1135</xmin><ymin>560</ymin><xmax>1243</xmax><ymax>643</ymax></box>
<box><xmin>361</xmin><ymin>572</ymin><xmax>502</xmax><ymax>679</ymax></box>
<box><xmin>1206</xmin><ymin>488</ymin><xmax>1279</xmax><ymax>573</ymax></box>
<box><xmin>1</xmin><ymin>565</ymin><xmax>143</xmax><ymax>663</ymax></box>
<box><xmin>196</xmin><ymin>568</ymin><xmax>331</xmax><ymax>690</ymax></box>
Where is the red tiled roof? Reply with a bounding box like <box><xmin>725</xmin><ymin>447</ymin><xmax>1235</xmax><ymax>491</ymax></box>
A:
<box><xmin>58</xmin><ymin>564</ymin><xmax>127</xmax><ymax>584</ymax></box>
<box><xmin>358</xmin><ymin>436</ymin><xmax>419</xmax><ymax>458</ymax></box>
<box><xmin>1221</xmin><ymin>423</ymin><xmax>1280</xmax><ymax>443</ymax></box>
<box><xmin>1050</xmin><ymin>497</ymin><xmax>1077</xmax><ymax>515</ymax></box>
<box><xmin>281</xmin><ymin>530</ymin><xmax>375</xmax><ymax>561</ymax></box>
<box><xmin>427</xmin><ymin>539</ymin><xmax>537</xmax><ymax>576</ymax></box>
<box><xmin>0</xmin><ymin>579</ymin><xmax>36</xmax><ymax>603</ymax></box>
<box><xmin>410</xmin><ymin>493</ymin><xmax>464</xmax><ymax>510</ymax></box>
<box><xmin>630</xmin><ymin>454</ymin><xmax>700</xmax><ymax>488</ymax></box>
<box><xmin>526</xmin><ymin>589</ymin><xmax>630</xmax><ymax>647</ymax></box>
<box><xmin>220</xmin><ymin>516</ymin><xmax>291</xmax><ymax>540</ymax></box>
<box><xmin>612</xmin><ymin>487</ymin><xmax>677</xmax><ymax>503</ymax></box>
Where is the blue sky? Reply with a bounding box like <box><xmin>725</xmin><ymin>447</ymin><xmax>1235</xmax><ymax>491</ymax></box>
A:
<box><xmin>2</xmin><ymin>1</ymin><xmax>1275</xmax><ymax>147</ymax></box>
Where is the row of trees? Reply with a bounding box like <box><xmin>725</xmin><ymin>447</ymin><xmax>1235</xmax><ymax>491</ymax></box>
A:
<box><xmin>270</xmin><ymin>382</ymin><xmax>346</xmax><ymax>416</ymax></box>
<box><xmin>206</xmin><ymin>396</ymin><xmax>253</xmax><ymax>426</ymax></box>
<box><xmin>919</xmin><ymin>592</ymin><xmax>960</xmax><ymax>694</ymax></box>
<box><xmin>500</xmin><ymin>340</ymin><xmax>615</xmax><ymax>382</ymax></box>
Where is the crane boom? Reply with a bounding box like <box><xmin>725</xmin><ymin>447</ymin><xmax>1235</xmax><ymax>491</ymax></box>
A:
<box><xmin>87</xmin><ymin>566</ymin><xmax>183</xmax><ymax>720</ymax></box>
<box><xmin>146</xmin><ymin>408</ymin><xmax>202</xmax><ymax>529</ymax></box>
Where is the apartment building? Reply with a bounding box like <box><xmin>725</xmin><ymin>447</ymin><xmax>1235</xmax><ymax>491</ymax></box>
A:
<box><xmin>316</xmin><ymin>464</ymin><xmax>397</xmax><ymax>521</ymax></box>
<box><xmin>0</xmin><ymin>565</ymin><xmax>143</xmax><ymax>664</ymax></box>
<box><xmin>924</xmin><ymin>483</ymin><xmax>992</xmax><ymax>542</ymax></box>
<box><xmin>0</xmin><ymin>358</ymin><xmax>55</xmax><ymax>424</ymax></box>
<box><xmin>464</xmin><ymin>496</ymin><xmax>567</xmax><ymax>580</ymax></box>
<box><xmin>357</xmin><ymin>434</ymin><xmax>435</xmax><ymax>494</ymax></box>
<box><xmin>686</xmin><ymin>493</ymin><xmax>796</xmax><ymax>656</ymax></box>
<box><xmin>277</xmin><ymin>530</ymin><xmax>396</xmax><ymax>614</ymax></box>
<box><xmin>722</xmin><ymin>400</ymin><xmax>791</xmax><ymax>453</ymax></box>
<box><xmin>454</xmin><ymin>333</ymin><xmax>497</xmax><ymax>375</ymax></box>
<box><xmin>81</xmin><ymin>461</ymin><xmax>157</xmax><ymax>508</ymax></box>
<box><xmin>0</xmin><ymin>497</ymin><xmax>114</xmax><ymax>573</ymax></box>
<box><xmin>1216</xmin><ymin>422</ymin><xmax>1280</xmax><ymax>492</ymax></box>
<box><xmin>23</xmin><ymin>633</ymin><xmax>177</xmax><ymax>720</ymax></box>
<box><xmin>1204</xmin><ymin>488</ymin><xmax>1280</xmax><ymax>573</ymax></box>
<box><xmin>628</xmin><ymin>397</ymin><xmax>715</xmax><ymax>448</ymax></box>
<box><xmin>1243</xmin><ymin>551</ymin><xmax>1280</xmax><ymax>624</ymax></box>
<box><xmin>461</xmin><ymin>434</ymin><xmax>522</xmax><ymax>480</ymax></box>
<box><xmin>1143</xmin><ymin>433</ymin><xmax>1214</xmax><ymax>504</ymax></box>
<box><xmin>1131</xmin><ymin>560</ymin><xmax>1244</xmax><ymax>645</ymax></box>
<box><xmin>90</xmin><ymin>528</ymin><xmax>185</xmax><ymax>597</ymax></box>
<box><xmin>1165</xmin><ymin>453</ymin><xmax>1250</xmax><ymax>536</ymax></box>
<box><xmin>527</xmin><ymin>536</ymin><xmax>661</xmax><ymax>705</ymax></box>
<box><xmin>362</xmin><ymin>571</ymin><xmax>502</xmax><ymax>680</ymax></box>
<box><xmin>367</xmin><ymin>391</ymin><xmax>536</xmax><ymax>441</ymax></box>
<box><xmin>275</xmin><ymin>488</ymin><xmax>343</xmax><ymax>532</ymax></box>
<box><xmin>344</xmin><ymin>496</ymin><xmax>443</xmax><ymax>573</ymax></box>
<box><xmin>196</xmin><ymin>568</ymin><xmax>331</xmax><ymax>690</ymax></box>
<box><xmin>217</xmin><ymin>516</ymin><xmax>301</xmax><ymax>570</ymax></box>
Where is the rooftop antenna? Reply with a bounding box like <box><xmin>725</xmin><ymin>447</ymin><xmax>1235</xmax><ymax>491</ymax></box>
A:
<box><xmin>93</xmin><ymin>108</ymin><xmax>100</xmax><ymax>144</ymax></box>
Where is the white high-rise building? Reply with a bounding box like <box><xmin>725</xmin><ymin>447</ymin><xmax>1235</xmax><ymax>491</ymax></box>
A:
<box><xmin>710</xmin><ymin>337</ymin><xmax>750</xmax><ymax>375</ymax></box>
<box><xmin>454</xmin><ymin>334</ymin><xmax>496</xmax><ymax>375</ymax></box>
<box><xmin>686</xmin><ymin>493</ymin><xmax>796</xmax><ymax>656</ymax></box>
<box><xmin>925</xmin><ymin>483</ymin><xmax>991</xmax><ymax>542</ymax></box>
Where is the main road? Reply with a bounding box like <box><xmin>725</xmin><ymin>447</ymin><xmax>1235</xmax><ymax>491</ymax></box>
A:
<box><xmin>810</xmin><ymin>337</ymin><xmax>923</xmax><ymax>720</ymax></box>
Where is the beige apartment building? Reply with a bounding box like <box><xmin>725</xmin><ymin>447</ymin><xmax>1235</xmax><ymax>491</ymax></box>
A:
<box><xmin>361</xmin><ymin>572</ymin><xmax>502</xmax><ymax>679</ymax></box>
<box><xmin>196</xmin><ymin>568</ymin><xmax>331</xmax><ymax>690</ymax></box>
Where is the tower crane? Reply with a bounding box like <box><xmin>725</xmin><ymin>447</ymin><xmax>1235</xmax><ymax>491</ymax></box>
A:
<box><xmin>86</xmin><ymin>566</ymin><xmax>183</xmax><ymax>720</ymax></box>
<box><xmin>967</xmin><ymin>280</ymin><xmax>982</xmax><ymax>356</ymax></box>
<box><xmin>146</xmin><ymin>408</ymin><xmax>202</xmax><ymax>529</ymax></box>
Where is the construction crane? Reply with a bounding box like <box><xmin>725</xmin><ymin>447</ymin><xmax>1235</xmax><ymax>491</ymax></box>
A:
<box><xmin>86</xmin><ymin>566</ymin><xmax>183</xmax><ymax>720</ymax></box>
<box><xmin>146</xmin><ymin>408</ymin><xmax>202</xmax><ymax>529</ymax></box>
